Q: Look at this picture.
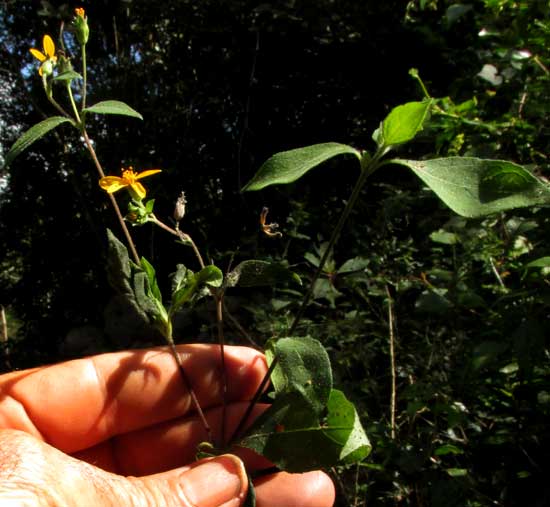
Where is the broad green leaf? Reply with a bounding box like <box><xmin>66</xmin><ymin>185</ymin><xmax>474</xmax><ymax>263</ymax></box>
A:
<box><xmin>53</xmin><ymin>70</ymin><xmax>83</xmax><ymax>82</ymax></box>
<box><xmin>525</xmin><ymin>256</ymin><xmax>550</xmax><ymax>269</ymax></box>
<box><xmin>83</xmin><ymin>100</ymin><xmax>143</xmax><ymax>120</ymax></box>
<box><xmin>266</xmin><ymin>337</ymin><xmax>332</xmax><ymax>415</ymax></box>
<box><xmin>392</xmin><ymin>157</ymin><xmax>550</xmax><ymax>217</ymax></box>
<box><xmin>323</xmin><ymin>389</ymin><xmax>371</xmax><ymax>464</ymax></box>
<box><xmin>133</xmin><ymin>270</ymin><xmax>169</xmax><ymax>331</ymax></box>
<box><xmin>171</xmin><ymin>264</ymin><xmax>193</xmax><ymax>294</ymax></box>
<box><xmin>238</xmin><ymin>389</ymin><xmax>370</xmax><ymax>472</ymax></box>
<box><xmin>140</xmin><ymin>257</ymin><xmax>162</xmax><ymax>302</ymax></box>
<box><xmin>226</xmin><ymin>260</ymin><xmax>301</xmax><ymax>288</ymax></box>
<box><xmin>195</xmin><ymin>265</ymin><xmax>224</xmax><ymax>288</ymax></box>
<box><xmin>170</xmin><ymin>265</ymin><xmax>223</xmax><ymax>314</ymax></box>
<box><xmin>242</xmin><ymin>143</ymin><xmax>362</xmax><ymax>191</ymax></box>
<box><xmin>380</xmin><ymin>100</ymin><xmax>433</xmax><ymax>147</ymax></box>
<box><xmin>106</xmin><ymin>229</ymin><xmax>136</xmax><ymax>296</ymax></box>
<box><xmin>4</xmin><ymin>116</ymin><xmax>73</xmax><ymax>167</ymax></box>
<box><xmin>337</xmin><ymin>256</ymin><xmax>370</xmax><ymax>274</ymax></box>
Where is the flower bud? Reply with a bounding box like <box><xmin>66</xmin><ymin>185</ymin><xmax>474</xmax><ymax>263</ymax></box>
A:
<box><xmin>174</xmin><ymin>192</ymin><xmax>187</xmax><ymax>223</ymax></box>
<box><xmin>74</xmin><ymin>7</ymin><xmax>89</xmax><ymax>45</ymax></box>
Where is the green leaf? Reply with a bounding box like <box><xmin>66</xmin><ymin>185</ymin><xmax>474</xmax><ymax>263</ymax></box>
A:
<box><xmin>195</xmin><ymin>265</ymin><xmax>224</xmax><ymax>288</ymax></box>
<box><xmin>4</xmin><ymin>116</ymin><xmax>73</xmax><ymax>167</ymax></box>
<box><xmin>226</xmin><ymin>260</ymin><xmax>301</xmax><ymax>288</ymax></box>
<box><xmin>242</xmin><ymin>143</ymin><xmax>362</xmax><ymax>191</ymax></box>
<box><xmin>392</xmin><ymin>157</ymin><xmax>550</xmax><ymax>217</ymax></box>
<box><xmin>106</xmin><ymin>229</ymin><xmax>134</xmax><ymax>296</ymax></box>
<box><xmin>140</xmin><ymin>257</ymin><xmax>162</xmax><ymax>302</ymax></box>
<box><xmin>380</xmin><ymin>100</ymin><xmax>433</xmax><ymax>147</ymax></box>
<box><xmin>53</xmin><ymin>70</ymin><xmax>83</xmax><ymax>82</ymax></box>
<box><xmin>434</xmin><ymin>444</ymin><xmax>464</xmax><ymax>456</ymax></box>
<box><xmin>446</xmin><ymin>468</ymin><xmax>468</xmax><ymax>477</ymax></box>
<box><xmin>83</xmin><ymin>100</ymin><xmax>143</xmax><ymax>120</ymax></box>
<box><xmin>525</xmin><ymin>256</ymin><xmax>550</xmax><ymax>269</ymax></box>
<box><xmin>170</xmin><ymin>265</ymin><xmax>223</xmax><ymax>314</ymax></box>
<box><xmin>323</xmin><ymin>389</ymin><xmax>371</xmax><ymax>464</ymax></box>
<box><xmin>238</xmin><ymin>389</ymin><xmax>370</xmax><ymax>472</ymax></box>
<box><xmin>266</xmin><ymin>337</ymin><xmax>332</xmax><ymax>415</ymax></box>
<box><xmin>171</xmin><ymin>264</ymin><xmax>194</xmax><ymax>294</ymax></box>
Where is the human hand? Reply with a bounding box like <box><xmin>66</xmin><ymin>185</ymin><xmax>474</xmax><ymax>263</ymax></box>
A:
<box><xmin>0</xmin><ymin>345</ymin><xmax>335</xmax><ymax>506</ymax></box>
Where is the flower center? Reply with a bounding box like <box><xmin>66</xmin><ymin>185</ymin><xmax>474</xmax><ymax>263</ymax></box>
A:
<box><xmin>122</xmin><ymin>168</ymin><xmax>138</xmax><ymax>183</ymax></box>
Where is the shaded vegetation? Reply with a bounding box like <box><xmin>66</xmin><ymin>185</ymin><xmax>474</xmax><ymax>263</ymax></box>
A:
<box><xmin>1</xmin><ymin>0</ymin><xmax>550</xmax><ymax>505</ymax></box>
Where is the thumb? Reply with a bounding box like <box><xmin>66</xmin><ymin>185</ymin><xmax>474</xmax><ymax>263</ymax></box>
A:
<box><xmin>0</xmin><ymin>429</ymin><xmax>248</xmax><ymax>507</ymax></box>
<box><xmin>133</xmin><ymin>454</ymin><xmax>249</xmax><ymax>507</ymax></box>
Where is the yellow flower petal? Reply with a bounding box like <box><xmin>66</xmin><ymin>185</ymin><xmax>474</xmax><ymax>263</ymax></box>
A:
<box><xmin>29</xmin><ymin>48</ymin><xmax>47</xmax><ymax>62</ymax></box>
<box><xmin>43</xmin><ymin>35</ymin><xmax>55</xmax><ymax>59</ymax></box>
<box><xmin>130</xmin><ymin>182</ymin><xmax>147</xmax><ymax>200</ymax></box>
<box><xmin>99</xmin><ymin>176</ymin><xmax>127</xmax><ymax>193</ymax></box>
<box><xmin>135</xmin><ymin>169</ymin><xmax>162</xmax><ymax>180</ymax></box>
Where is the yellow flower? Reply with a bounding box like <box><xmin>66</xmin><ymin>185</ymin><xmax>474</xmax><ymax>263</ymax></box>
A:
<box><xmin>75</xmin><ymin>7</ymin><xmax>85</xmax><ymax>18</ymax></box>
<box><xmin>29</xmin><ymin>35</ymin><xmax>57</xmax><ymax>76</ymax></box>
<box><xmin>99</xmin><ymin>167</ymin><xmax>162</xmax><ymax>200</ymax></box>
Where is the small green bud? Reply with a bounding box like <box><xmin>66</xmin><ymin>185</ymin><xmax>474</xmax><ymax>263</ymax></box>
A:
<box><xmin>74</xmin><ymin>8</ymin><xmax>89</xmax><ymax>45</ymax></box>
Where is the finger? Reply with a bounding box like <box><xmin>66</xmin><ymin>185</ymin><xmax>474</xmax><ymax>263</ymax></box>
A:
<box><xmin>254</xmin><ymin>470</ymin><xmax>336</xmax><ymax>507</ymax></box>
<box><xmin>0</xmin><ymin>429</ymin><xmax>248</xmax><ymax>507</ymax></box>
<box><xmin>74</xmin><ymin>402</ymin><xmax>272</xmax><ymax>475</ymax></box>
<box><xmin>0</xmin><ymin>345</ymin><xmax>267</xmax><ymax>453</ymax></box>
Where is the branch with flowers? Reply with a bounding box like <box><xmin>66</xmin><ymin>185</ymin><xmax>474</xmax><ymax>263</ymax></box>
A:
<box><xmin>4</xmin><ymin>7</ymin><xmax>372</xmax><ymax>501</ymax></box>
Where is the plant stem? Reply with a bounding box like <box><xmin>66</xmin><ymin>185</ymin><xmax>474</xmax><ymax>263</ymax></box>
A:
<box><xmin>66</xmin><ymin>83</ymin><xmax>82</xmax><ymax>125</ymax></box>
<box><xmin>231</xmin><ymin>149</ymin><xmax>384</xmax><ymax>443</ymax></box>
<box><xmin>81</xmin><ymin>45</ymin><xmax>87</xmax><ymax>109</ymax></box>
<box><xmin>81</xmin><ymin>129</ymin><xmax>140</xmax><ymax>264</ymax></box>
<box><xmin>165</xmin><ymin>325</ymin><xmax>213</xmax><ymax>444</ymax></box>
<box><xmin>385</xmin><ymin>284</ymin><xmax>397</xmax><ymax>440</ymax></box>
<box><xmin>215</xmin><ymin>293</ymin><xmax>228</xmax><ymax>447</ymax></box>
<box><xmin>288</xmin><ymin>150</ymin><xmax>383</xmax><ymax>335</ymax></box>
<box><xmin>150</xmin><ymin>216</ymin><xmax>206</xmax><ymax>269</ymax></box>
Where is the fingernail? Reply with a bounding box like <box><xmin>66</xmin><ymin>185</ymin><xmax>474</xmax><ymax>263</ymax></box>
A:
<box><xmin>178</xmin><ymin>455</ymin><xmax>247</xmax><ymax>507</ymax></box>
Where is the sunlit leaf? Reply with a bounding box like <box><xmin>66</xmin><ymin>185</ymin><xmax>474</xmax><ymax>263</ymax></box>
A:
<box><xmin>379</xmin><ymin>100</ymin><xmax>433</xmax><ymax>147</ymax></box>
<box><xmin>242</xmin><ymin>143</ymin><xmax>361</xmax><ymax>191</ymax></box>
<box><xmin>53</xmin><ymin>70</ymin><xmax>83</xmax><ymax>82</ymax></box>
<box><xmin>83</xmin><ymin>100</ymin><xmax>143</xmax><ymax>120</ymax></box>
<box><xmin>238</xmin><ymin>389</ymin><xmax>370</xmax><ymax>472</ymax></box>
<box><xmin>4</xmin><ymin>116</ymin><xmax>73</xmax><ymax>167</ymax></box>
<box><xmin>266</xmin><ymin>337</ymin><xmax>332</xmax><ymax>415</ymax></box>
<box><xmin>392</xmin><ymin>157</ymin><xmax>550</xmax><ymax>217</ymax></box>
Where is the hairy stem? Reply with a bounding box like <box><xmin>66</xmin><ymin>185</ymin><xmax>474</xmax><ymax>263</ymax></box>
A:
<box><xmin>232</xmin><ymin>149</ymin><xmax>384</xmax><ymax>443</ymax></box>
<box><xmin>81</xmin><ymin>129</ymin><xmax>140</xmax><ymax>264</ymax></box>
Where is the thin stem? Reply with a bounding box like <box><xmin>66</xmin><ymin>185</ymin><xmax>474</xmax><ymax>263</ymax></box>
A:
<box><xmin>81</xmin><ymin>44</ymin><xmax>87</xmax><ymax>109</ymax></box>
<box><xmin>42</xmin><ymin>77</ymin><xmax>71</xmax><ymax>119</ymax></box>
<box><xmin>66</xmin><ymin>83</ymin><xmax>82</xmax><ymax>125</ymax></box>
<box><xmin>151</xmin><ymin>215</ymin><xmax>206</xmax><ymax>269</ymax></box>
<box><xmin>288</xmin><ymin>151</ymin><xmax>383</xmax><ymax>335</ymax></box>
<box><xmin>385</xmin><ymin>284</ymin><xmax>397</xmax><ymax>440</ymax></box>
<box><xmin>229</xmin><ymin>359</ymin><xmax>277</xmax><ymax>443</ymax></box>
<box><xmin>215</xmin><ymin>293</ymin><xmax>228</xmax><ymax>447</ymax></box>
<box><xmin>81</xmin><ymin>129</ymin><xmax>140</xmax><ymax>264</ymax></box>
<box><xmin>232</xmin><ymin>149</ymin><xmax>385</xmax><ymax>444</ymax></box>
<box><xmin>165</xmin><ymin>327</ymin><xmax>213</xmax><ymax>444</ymax></box>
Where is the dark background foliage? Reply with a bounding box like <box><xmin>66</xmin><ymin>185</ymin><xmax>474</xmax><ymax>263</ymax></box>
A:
<box><xmin>1</xmin><ymin>0</ymin><xmax>550</xmax><ymax>505</ymax></box>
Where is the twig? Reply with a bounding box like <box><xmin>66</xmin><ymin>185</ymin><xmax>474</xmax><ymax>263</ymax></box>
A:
<box><xmin>215</xmin><ymin>293</ymin><xmax>228</xmax><ymax>447</ymax></box>
<box><xmin>81</xmin><ymin>129</ymin><xmax>140</xmax><ymax>264</ymax></box>
<box><xmin>0</xmin><ymin>305</ymin><xmax>10</xmax><ymax>371</ymax></box>
<box><xmin>223</xmin><ymin>300</ymin><xmax>261</xmax><ymax>349</ymax></box>
<box><xmin>385</xmin><ymin>284</ymin><xmax>397</xmax><ymax>440</ymax></box>
<box><xmin>489</xmin><ymin>257</ymin><xmax>505</xmax><ymax>288</ymax></box>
